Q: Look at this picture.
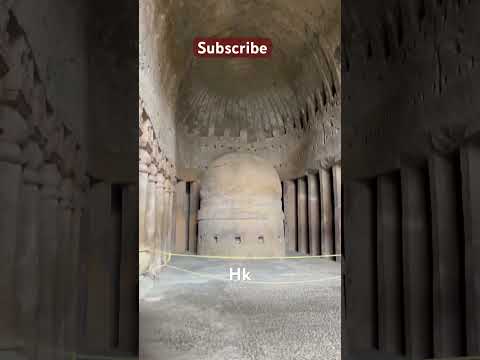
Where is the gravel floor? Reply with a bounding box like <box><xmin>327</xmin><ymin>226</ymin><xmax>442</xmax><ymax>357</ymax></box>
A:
<box><xmin>139</xmin><ymin>257</ymin><xmax>341</xmax><ymax>360</ymax></box>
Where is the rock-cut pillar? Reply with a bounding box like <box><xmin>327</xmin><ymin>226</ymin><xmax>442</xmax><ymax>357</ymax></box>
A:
<box><xmin>175</xmin><ymin>181</ymin><xmax>188</xmax><ymax>253</ymax></box>
<box><xmin>142</xmin><ymin>164</ymin><xmax>157</xmax><ymax>274</ymax></box>
<box><xmin>55</xmin><ymin>178</ymin><xmax>73</xmax><ymax>360</ymax></box>
<box><xmin>429</xmin><ymin>154</ymin><xmax>464</xmax><ymax>357</ymax></box>
<box><xmin>161</xmin><ymin>178</ymin><xmax>171</xmax><ymax>261</ymax></box>
<box><xmin>319</xmin><ymin>167</ymin><xmax>334</xmax><ymax>257</ymax></box>
<box><xmin>0</xmin><ymin>107</ymin><xmax>28</xmax><ymax>350</ymax></box>
<box><xmin>168</xmin><ymin>181</ymin><xmax>176</xmax><ymax>253</ymax></box>
<box><xmin>296</xmin><ymin>177</ymin><xmax>308</xmax><ymax>254</ymax></box>
<box><xmin>150</xmin><ymin>173</ymin><xmax>165</xmax><ymax>275</ymax></box>
<box><xmin>332</xmin><ymin>164</ymin><xmax>341</xmax><ymax>260</ymax></box>
<box><xmin>461</xmin><ymin>143</ymin><xmax>480</xmax><ymax>356</ymax></box>
<box><xmin>37</xmin><ymin>163</ymin><xmax>61</xmax><ymax>360</ymax></box>
<box><xmin>188</xmin><ymin>181</ymin><xmax>200</xmax><ymax>254</ymax></box>
<box><xmin>15</xmin><ymin>141</ymin><xmax>43</xmax><ymax>359</ymax></box>
<box><xmin>307</xmin><ymin>172</ymin><xmax>320</xmax><ymax>255</ymax></box>
<box><xmin>283</xmin><ymin>180</ymin><xmax>297</xmax><ymax>252</ymax></box>
<box><xmin>138</xmin><ymin>148</ymin><xmax>150</xmax><ymax>274</ymax></box>
<box><xmin>65</xmin><ymin>184</ymin><xmax>84</xmax><ymax>360</ymax></box>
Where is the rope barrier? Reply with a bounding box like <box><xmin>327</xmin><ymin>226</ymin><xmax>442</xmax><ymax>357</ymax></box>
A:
<box><xmin>0</xmin><ymin>350</ymin><xmax>139</xmax><ymax>360</ymax></box>
<box><xmin>76</xmin><ymin>352</ymin><xmax>137</xmax><ymax>360</ymax></box>
<box><xmin>159</xmin><ymin>251</ymin><xmax>342</xmax><ymax>261</ymax></box>
<box><xmin>164</xmin><ymin>263</ymin><xmax>341</xmax><ymax>285</ymax></box>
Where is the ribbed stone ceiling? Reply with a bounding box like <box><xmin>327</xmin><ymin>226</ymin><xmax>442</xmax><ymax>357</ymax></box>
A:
<box><xmin>156</xmin><ymin>0</ymin><xmax>340</xmax><ymax>139</ymax></box>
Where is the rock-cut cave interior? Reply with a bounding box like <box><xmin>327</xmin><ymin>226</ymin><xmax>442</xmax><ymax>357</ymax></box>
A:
<box><xmin>139</xmin><ymin>0</ymin><xmax>341</xmax><ymax>359</ymax></box>
<box><xmin>3</xmin><ymin>0</ymin><xmax>479</xmax><ymax>359</ymax></box>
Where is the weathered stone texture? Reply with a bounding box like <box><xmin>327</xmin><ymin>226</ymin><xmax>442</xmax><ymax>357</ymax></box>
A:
<box><xmin>197</xmin><ymin>153</ymin><xmax>285</xmax><ymax>257</ymax></box>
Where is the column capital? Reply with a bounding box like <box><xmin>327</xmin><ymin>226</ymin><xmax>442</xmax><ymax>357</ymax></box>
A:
<box><xmin>139</xmin><ymin>116</ymin><xmax>153</xmax><ymax>149</ymax></box>
<box><xmin>72</xmin><ymin>184</ymin><xmax>88</xmax><ymax>211</ymax></box>
<box><xmin>152</xmin><ymin>143</ymin><xmax>161</xmax><ymax>166</ymax></box>
<box><xmin>148</xmin><ymin>163</ymin><xmax>158</xmax><ymax>178</ymax></box>
<box><xmin>23</xmin><ymin>141</ymin><xmax>43</xmax><ymax>169</ymax></box>
<box><xmin>41</xmin><ymin>111</ymin><xmax>63</xmax><ymax>160</ymax></box>
<box><xmin>0</xmin><ymin>106</ymin><xmax>28</xmax><ymax>164</ymax></box>
<box><xmin>38</xmin><ymin>104</ymin><xmax>56</xmax><ymax>146</ymax></box>
<box><xmin>139</xmin><ymin>148</ymin><xmax>151</xmax><ymax>173</ymax></box>
<box><xmin>59</xmin><ymin>178</ymin><xmax>74</xmax><ymax>210</ymax></box>
<box><xmin>40</xmin><ymin>163</ymin><xmax>61</xmax><ymax>199</ymax></box>
<box><xmin>73</xmin><ymin>146</ymin><xmax>86</xmax><ymax>185</ymax></box>
<box><xmin>78</xmin><ymin>175</ymin><xmax>90</xmax><ymax>194</ymax></box>
<box><xmin>157</xmin><ymin>173</ymin><xmax>166</xmax><ymax>189</ymax></box>
<box><xmin>60</xmin><ymin>132</ymin><xmax>76</xmax><ymax>177</ymax></box>
<box><xmin>22</xmin><ymin>141</ymin><xmax>43</xmax><ymax>185</ymax></box>
<box><xmin>31</xmin><ymin>82</ymin><xmax>46</xmax><ymax>131</ymax></box>
<box><xmin>165</xmin><ymin>178</ymin><xmax>175</xmax><ymax>193</ymax></box>
<box><xmin>155</xmin><ymin>172</ymin><xmax>165</xmax><ymax>187</ymax></box>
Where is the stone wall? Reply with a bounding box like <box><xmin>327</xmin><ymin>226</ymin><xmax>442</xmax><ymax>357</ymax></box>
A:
<box><xmin>10</xmin><ymin>0</ymin><xmax>88</xmax><ymax>145</ymax></box>
<box><xmin>343</xmin><ymin>1</ymin><xmax>480</xmax><ymax>359</ymax></box>
<box><xmin>178</xmin><ymin>96</ymin><xmax>340</xmax><ymax>181</ymax></box>
<box><xmin>0</xmin><ymin>5</ymin><xmax>88</xmax><ymax>359</ymax></box>
<box><xmin>141</xmin><ymin>0</ymin><xmax>341</xmax><ymax>182</ymax></box>
<box><xmin>197</xmin><ymin>153</ymin><xmax>285</xmax><ymax>257</ymax></box>
<box><xmin>139</xmin><ymin>0</ymin><xmax>177</xmax><ymax>164</ymax></box>
<box><xmin>0</xmin><ymin>2</ymin><xmax>139</xmax><ymax>358</ymax></box>
<box><xmin>87</xmin><ymin>0</ymin><xmax>138</xmax><ymax>183</ymax></box>
<box><xmin>174</xmin><ymin>162</ymin><xmax>342</xmax><ymax>260</ymax></box>
<box><xmin>343</xmin><ymin>0</ymin><xmax>480</xmax><ymax>179</ymax></box>
<box><xmin>282</xmin><ymin>165</ymin><xmax>341</xmax><ymax>258</ymax></box>
<box><xmin>139</xmin><ymin>0</ymin><xmax>180</xmax><ymax>278</ymax></box>
<box><xmin>138</xmin><ymin>99</ymin><xmax>177</xmax><ymax>277</ymax></box>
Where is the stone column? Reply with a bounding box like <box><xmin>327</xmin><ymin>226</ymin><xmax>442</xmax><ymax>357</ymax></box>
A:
<box><xmin>376</xmin><ymin>173</ymin><xmax>403</xmax><ymax>354</ymax></box>
<box><xmin>332</xmin><ymin>164</ymin><xmax>341</xmax><ymax>260</ymax></box>
<box><xmin>461</xmin><ymin>142</ymin><xmax>480</xmax><ymax>356</ymax></box>
<box><xmin>0</xmin><ymin>107</ymin><xmax>28</xmax><ymax>350</ymax></box>
<box><xmin>142</xmin><ymin>164</ymin><xmax>157</xmax><ymax>274</ymax></box>
<box><xmin>61</xmin><ymin>179</ymin><xmax>75</xmax><ymax>360</ymax></box>
<box><xmin>283</xmin><ymin>180</ymin><xmax>297</xmax><ymax>252</ymax></box>
<box><xmin>168</xmin><ymin>180</ymin><xmax>176</xmax><ymax>253</ymax></box>
<box><xmin>15</xmin><ymin>141</ymin><xmax>42</xmax><ymax>359</ymax></box>
<box><xmin>307</xmin><ymin>172</ymin><xmax>320</xmax><ymax>255</ymax></box>
<box><xmin>37</xmin><ymin>163</ymin><xmax>61</xmax><ymax>360</ymax></box>
<box><xmin>164</xmin><ymin>178</ymin><xmax>172</xmax><ymax>259</ymax></box>
<box><xmin>188</xmin><ymin>181</ymin><xmax>200</xmax><ymax>254</ymax></box>
<box><xmin>150</xmin><ymin>173</ymin><xmax>165</xmax><ymax>275</ymax></box>
<box><xmin>138</xmin><ymin>148</ymin><xmax>150</xmax><ymax>274</ymax></box>
<box><xmin>55</xmin><ymin>178</ymin><xmax>73</xmax><ymax>360</ymax></box>
<box><xmin>296</xmin><ymin>176</ymin><xmax>308</xmax><ymax>254</ymax></box>
<box><xmin>161</xmin><ymin>177</ymin><xmax>170</xmax><ymax>263</ymax></box>
<box><xmin>401</xmin><ymin>166</ymin><xmax>432</xmax><ymax>359</ymax></box>
<box><xmin>67</xmin><ymin>149</ymin><xmax>86</xmax><ymax>359</ymax></box>
<box><xmin>175</xmin><ymin>181</ymin><xmax>188</xmax><ymax>253</ymax></box>
<box><xmin>118</xmin><ymin>184</ymin><xmax>138</xmax><ymax>352</ymax></box>
<box><xmin>319</xmin><ymin>167</ymin><xmax>334</xmax><ymax>257</ymax></box>
<box><xmin>84</xmin><ymin>182</ymin><xmax>111</xmax><ymax>353</ymax></box>
<box><xmin>429</xmin><ymin>154</ymin><xmax>464</xmax><ymax>358</ymax></box>
<box><xmin>343</xmin><ymin>180</ymin><xmax>377</xmax><ymax>353</ymax></box>
<box><xmin>74</xmin><ymin>150</ymin><xmax>88</xmax><ymax>352</ymax></box>
<box><xmin>77</xmin><ymin>189</ymin><xmax>90</xmax><ymax>352</ymax></box>
<box><xmin>66</xmin><ymin>183</ymin><xmax>84</xmax><ymax>360</ymax></box>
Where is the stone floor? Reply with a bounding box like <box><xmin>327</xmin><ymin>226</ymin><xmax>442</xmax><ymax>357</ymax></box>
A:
<box><xmin>139</xmin><ymin>256</ymin><xmax>341</xmax><ymax>360</ymax></box>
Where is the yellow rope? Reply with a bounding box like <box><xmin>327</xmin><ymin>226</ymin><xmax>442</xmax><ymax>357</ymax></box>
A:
<box><xmin>159</xmin><ymin>251</ymin><xmax>341</xmax><ymax>260</ymax></box>
<box><xmin>76</xmin><ymin>354</ymin><xmax>137</xmax><ymax>360</ymax></box>
<box><xmin>164</xmin><ymin>263</ymin><xmax>340</xmax><ymax>285</ymax></box>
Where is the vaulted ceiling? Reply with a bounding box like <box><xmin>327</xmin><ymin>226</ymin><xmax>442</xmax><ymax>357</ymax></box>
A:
<box><xmin>155</xmin><ymin>0</ymin><xmax>341</xmax><ymax>139</ymax></box>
